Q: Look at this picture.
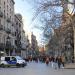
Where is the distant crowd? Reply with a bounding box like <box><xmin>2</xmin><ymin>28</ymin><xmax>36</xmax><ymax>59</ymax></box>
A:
<box><xmin>24</xmin><ymin>55</ymin><xmax>68</xmax><ymax>69</ymax></box>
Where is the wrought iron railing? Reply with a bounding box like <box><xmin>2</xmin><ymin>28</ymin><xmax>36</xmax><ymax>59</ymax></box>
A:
<box><xmin>7</xmin><ymin>18</ymin><xmax>11</xmax><ymax>22</ymax></box>
<box><xmin>6</xmin><ymin>28</ymin><xmax>11</xmax><ymax>34</ymax></box>
<box><xmin>0</xmin><ymin>43</ymin><xmax>5</xmax><ymax>51</ymax></box>
<box><xmin>0</xmin><ymin>11</ymin><xmax>3</xmax><ymax>17</ymax></box>
<box><xmin>0</xmin><ymin>25</ymin><xmax>3</xmax><ymax>30</ymax></box>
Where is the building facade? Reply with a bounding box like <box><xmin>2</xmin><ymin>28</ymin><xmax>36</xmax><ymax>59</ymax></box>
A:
<box><xmin>0</xmin><ymin>0</ymin><xmax>16</xmax><ymax>56</ymax></box>
<box><xmin>31</xmin><ymin>33</ymin><xmax>39</xmax><ymax>57</ymax></box>
<box><xmin>14</xmin><ymin>14</ymin><xmax>30</xmax><ymax>58</ymax></box>
<box><xmin>0</xmin><ymin>0</ymin><xmax>31</xmax><ymax>57</ymax></box>
<box><xmin>21</xmin><ymin>31</ymin><xmax>30</xmax><ymax>58</ymax></box>
<box><xmin>62</xmin><ymin>0</ymin><xmax>75</xmax><ymax>62</ymax></box>
<box><xmin>47</xmin><ymin>0</ymin><xmax>75</xmax><ymax>62</ymax></box>
<box><xmin>14</xmin><ymin>14</ymin><xmax>23</xmax><ymax>56</ymax></box>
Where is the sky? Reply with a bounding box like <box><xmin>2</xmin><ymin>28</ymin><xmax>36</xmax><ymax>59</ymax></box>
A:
<box><xmin>68</xmin><ymin>0</ymin><xmax>75</xmax><ymax>14</ymax></box>
<box><xmin>14</xmin><ymin>0</ymin><xmax>33</xmax><ymax>32</ymax></box>
<box><xmin>14</xmin><ymin>0</ymin><xmax>43</xmax><ymax>45</ymax></box>
<box><xmin>14</xmin><ymin>0</ymin><xmax>75</xmax><ymax>46</ymax></box>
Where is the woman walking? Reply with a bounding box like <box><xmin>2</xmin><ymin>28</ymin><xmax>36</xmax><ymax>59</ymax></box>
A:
<box><xmin>58</xmin><ymin>56</ymin><xmax>62</xmax><ymax>69</ymax></box>
<box><xmin>45</xmin><ymin>57</ymin><xmax>49</xmax><ymax>66</ymax></box>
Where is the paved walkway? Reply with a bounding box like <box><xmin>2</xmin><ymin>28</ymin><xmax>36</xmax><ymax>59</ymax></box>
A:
<box><xmin>65</xmin><ymin>63</ymin><xmax>75</xmax><ymax>69</ymax></box>
<box><xmin>0</xmin><ymin>62</ymin><xmax>75</xmax><ymax>75</ymax></box>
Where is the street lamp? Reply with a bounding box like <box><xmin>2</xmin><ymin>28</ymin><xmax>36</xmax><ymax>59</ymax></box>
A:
<box><xmin>6</xmin><ymin>35</ymin><xmax>11</xmax><ymax>56</ymax></box>
<box><xmin>66</xmin><ymin>43</ymin><xmax>72</xmax><ymax>63</ymax></box>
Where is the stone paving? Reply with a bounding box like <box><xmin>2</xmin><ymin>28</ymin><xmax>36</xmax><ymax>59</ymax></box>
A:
<box><xmin>0</xmin><ymin>62</ymin><xmax>75</xmax><ymax>75</ymax></box>
<box><xmin>65</xmin><ymin>63</ymin><xmax>75</xmax><ymax>69</ymax></box>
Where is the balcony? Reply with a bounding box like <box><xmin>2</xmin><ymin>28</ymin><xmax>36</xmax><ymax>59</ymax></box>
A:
<box><xmin>12</xmin><ymin>32</ymin><xmax>15</xmax><ymax>36</ymax></box>
<box><xmin>6</xmin><ymin>28</ymin><xmax>11</xmax><ymax>34</ymax></box>
<box><xmin>5</xmin><ymin>41</ymin><xmax>11</xmax><ymax>55</ymax></box>
<box><xmin>0</xmin><ymin>43</ymin><xmax>5</xmax><ymax>51</ymax></box>
<box><xmin>11</xmin><ymin>45</ymin><xmax>15</xmax><ymax>50</ymax></box>
<box><xmin>12</xmin><ymin>23</ymin><xmax>15</xmax><ymax>26</ymax></box>
<box><xmin>6</xmin><ymin>41</ymin><xmax>11</xmax><ymax>46</ymax></box>
<box><xmin>21</xmin><ymin>45</ymin><xmax>26</xmax><ymax>50</ymax></box>
<box><xmin>4</xmin><ymin>14</ymin><xmax>6</xmax><ymax>18</ymax></box>
<box><xmin>0</xmin><ymin>25</ymin><xmax>3</xmax><ymax>30</ymax></box>
<box><xmin>7</xmin><ymin>18</ymin><xmax>11</xmax><ymax>23</ymax></box>
<box><xmin>0</xmin><ymin>11</ymin><xmax>3</xmax><ymax>17</ymax></box>
<box><xmin>22</xmin><ymin>30</ymin><xmax>25</xmax><ymax>33</ymax></box>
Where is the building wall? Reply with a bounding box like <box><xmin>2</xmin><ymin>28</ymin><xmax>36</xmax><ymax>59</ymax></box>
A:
<box><xmin>14</xmin><ymin>14</ymin><xmax>22</xmax><ymax>55</ymax></box>
<box><xmin>14</xmin><ymin>14</ymin><xmax>29</xmax><ymax>57</ymax></box>
<box><xmin>68</xmin><ymin>0</ymin><xmax>74</xmax><ymax>14</ymax></box>
<box><xmin>30</xmin><ymin>33</ymin><xmax>39</xmax><ymax>57</ymax></box>
<box><xmin>0</xmin><ymin>0</ymin><xmax>15</xmax><ymax>55</ymax></box>
<box><xmin>0</xmin><ymin>0</ymin><xmax>30</xmax><ymax>56</ymax></box>
<box><xmin>21</xmin><ymin>50</ymin><xmax>26</xmax><ymax>58</ymax></box>
<box><xmin>31</xmin><ymin>33</ymin><xmax>37</xmax><ymax>50</ymax></box>
<box><xmin>73</xmin><ymin>14</ymin><xmax>75</xmax><ymax>60</ymax></box>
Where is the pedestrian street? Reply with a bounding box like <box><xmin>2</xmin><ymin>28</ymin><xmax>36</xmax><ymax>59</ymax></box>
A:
<box><xmin>0</xmin><ymin>62</ymin><xmax>75</xmax><ymax>75</ymax></box>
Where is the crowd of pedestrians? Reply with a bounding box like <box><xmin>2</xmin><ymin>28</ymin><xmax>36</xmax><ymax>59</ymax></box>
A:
<box><xmin>24</xmin><ymin>55</ymin><xmax>65</xmax><ymax>69</ymax></box>
<box><xmin>42</xmin><ymin>56</ymin><xmax>65</xmax><ymax>69</ymax></box>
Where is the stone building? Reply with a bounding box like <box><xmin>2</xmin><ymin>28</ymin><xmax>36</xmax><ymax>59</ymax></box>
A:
<box><xmin>21</xmin><ymin>31</ymin><xmax>30</xmax><ymax>58</ymax></box>
<box><xmin>47</xmin><ymin>0</ymin><xmax>75</xmax><ymax>62</ymax></box>
<box><xmin>0</xmin><ymin>0</ymin><xmax>30</xmax><ymax>57</ymax></box>
<box><xmin>0</xmin><ymin>0</ymin><xmax>16</xmax><ymax>55</ymax></box>
<box><xmin>14</xmin><ymin>14</ymin><xmax>30</xmax><ymax>58</ymax></box>
<box><xmin>30</xmin><ymin>33</ymin><xmax>39</xmax><ymax>57</ymax></box>
<box><xmin>14</xmin><ymin>14</ymin><xmax>23</xmax><ymax>56</ymax></box>
<box><xmin>72</xmin><ymin>0</ymin><xmax>75</xmax><ymax>61</ymax></box>
<box><xmin>61</xmin><ymin>0</ymin><xmax>75</xmax><ymax>62</ymax></box>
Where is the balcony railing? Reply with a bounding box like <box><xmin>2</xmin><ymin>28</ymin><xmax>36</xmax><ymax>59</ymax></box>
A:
<box><xmin>12</xmin><ymin>45</ymin><xmax>16</xmax><ymax>49</ymax></box>
<box><xmin>7</xmin><ymin>18</ymin><xmax>11</xmax><ymax>23</ymax></box>
<box><xmin>12</xmin><ymin>32</ymin><xmax>15</xmax><ymax>36</ymax></box>
<box><xmin>0</xmin><ymin>43</ymin><xmax>5</xmax><ymax>50</ymax></box>
<box><xmin>0</xmin><ymin>11</ymin><xmax>3</xmax><ymax>17</ymax></box>
<box><xmin>22</xmin><ymin>30</ymin><xmax>25</xmax><ymax>33</ymax></box>
<box><xmin>0</xmin><ymin>25</ymin><xmax>3</xmax><ymax>30</ymax></box>
<box><xmin>6</xmin><ymin>40</ymin><xmax>11</xmax><ymax>46</ymax></box>
<box><xmin>21</xmin><ymin>45</ymin><xmax>26</xmax><ymax>50</ymax></box>
<box><xmin>6</xmin><ymin>28</ymin><xmax>11</xmax><ymax>34</ymax></box>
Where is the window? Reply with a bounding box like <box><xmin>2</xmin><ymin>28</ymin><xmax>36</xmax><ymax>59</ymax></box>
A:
<box><xmin>4</xmin><ymin>36</ymin><xmax>6</xmax><ymax>44</ymax></box>
<box><xmin>5</xmin><ymin>57</ymin><xmax>10</xmax><ymax>61</ymax></box>
<box><xmin>10</xmin><ymin>16</ymin><xmax>11</xmax><ymax>20</ymax></box>
<box><xmin>0</xmin><ymin>7</ymin><xmax>1</xmax><ymax>10</ymax></box>
<box><xmin>15</xmin><ymin>32</ymin><xmax>16</xmax><ymax>36</ymax></box>
<box><xmin>10</xmin><ymin>0</ymin><xmax>11</xmax><ymax>4</ymax></box>
<box><xmin>0</xmin><ymin>35</ymin><xmax>1</xmax><ymax>43</ymax></box>
<box><xmin>19</xmin><ymin>23</ymin><xmax>21</xmax><ymax>27</ymax></box>
<box><xmin>7</xmin><ymin>5</ymin><xmax>8</xmax><ymax>11</ymax></box>
<box><xmin>0</xmin><ymin>0</ymin><xmax>1</xmax><ymax>4</ymax></box>
<box><xmin>4</xmin><ymin>10</ymin><xmax>5</xmax><ymax>18</ymax></box>
<box><xmin>16</xmin><ymin>22</ymin><xmax>18</xmax><ymax>25</ymax></box>
<box><xmin>7</xmin><ymin>13</ymin><xmax>8</xmax><ymax>17</ymax></box>
<box><xmin>0</xmin><ymin>19</ymin><xmax>1</xmax><ymax>25</ymax></box>
<box><xmin>4</xmin><ymin>1</ymin><xmax>5</xmax><ymax>8</ymax></box>
<box><xmin>11</xmin><ymin>57</ymin><xmax>16</xmax><ymax>61</ymax></box>
<box><xmin>10</xmin><ymin>8</ymin><xmax>11</xmax><ymax>14</ymax></box>
<box><xmin>4</xmin><ymin>1</ymin><xmax>5</xmax><ymax>5</ymax></box>
<box><xmin>4</xmin><ymin>10</ymin><xmax>5</xmax><ymax>13</ymax></box>
<box><xmin>15</xmin><ymin>40</ymin><xmax>17</xmax><ymax>45</ymax></box>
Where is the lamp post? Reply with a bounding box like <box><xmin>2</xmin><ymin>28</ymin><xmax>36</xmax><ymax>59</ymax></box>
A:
<box><xmin>66</xmin><ymin>43</ymin><xmax>72</xmax><ymax>63</ymax></box>
<box><xmin>6</xmin><ymin>35</ymin><xmax>11</xmax><ymax>56</ymax></box>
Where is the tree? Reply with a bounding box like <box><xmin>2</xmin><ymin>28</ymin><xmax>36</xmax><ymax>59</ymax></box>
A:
<box><xmin>30</xmin><ymin>0</ymin><xmax>75</xmax><ymax>36</ymax></box>
<box><xmin>21</xmin><ymin>0</ymin><xmax>74</xmax><ymax>43</ymax></box>
<box><xmin>21</xmin><ymin>0</ymin><xmax>75</xmax><ymax>58</ymax></box>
